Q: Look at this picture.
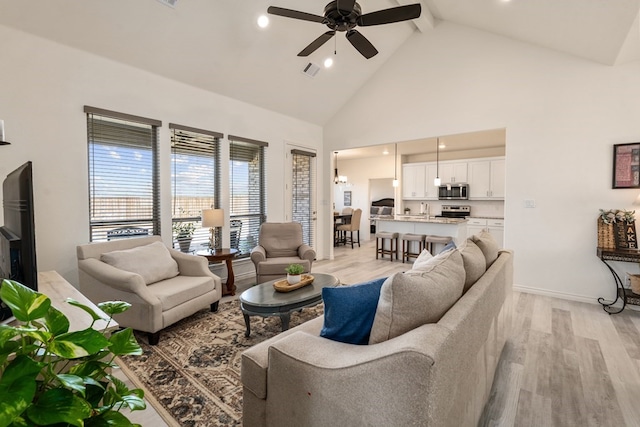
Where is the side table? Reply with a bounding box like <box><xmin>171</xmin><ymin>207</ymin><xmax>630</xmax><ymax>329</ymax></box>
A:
<box><xmin>596</xmin><ymin>247</ymin><xmax>640</xmax><ymax>314</ymax></box>
<box><xmin>197</xmin><ymin>248</ymin><xmax>238</xmax><ymax>296</ymax></box>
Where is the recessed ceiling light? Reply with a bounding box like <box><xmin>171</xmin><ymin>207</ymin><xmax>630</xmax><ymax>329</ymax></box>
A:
<box><xmin>257</xmin><ymin>15</ymin><xmax>269</xmax><ymax>28</ymax></box>
<box><xmin>324</xmin><ymin>57</ymin><xmax>334</xmax><ymax>68</ymax></box>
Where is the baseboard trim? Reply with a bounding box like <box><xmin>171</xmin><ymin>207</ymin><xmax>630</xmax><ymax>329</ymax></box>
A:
<box><xmin>513</xmin><ymin>284</ymin><xmax>640</xmax><ymax>311</ymax></box>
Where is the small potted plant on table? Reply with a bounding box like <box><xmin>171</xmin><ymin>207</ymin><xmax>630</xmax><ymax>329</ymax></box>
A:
<box><xmin>173</xmin><ymin>220</ymin><xmax>196</xmax><ymax>252</ymax></box>
<box><xmin>285</xmin><ymin>263</ymin><xmax>305</xmax><ymax>285</ymax></box>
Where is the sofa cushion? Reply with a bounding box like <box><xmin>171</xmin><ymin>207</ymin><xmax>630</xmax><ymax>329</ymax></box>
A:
<box><xmin>459</xmin><ymin>239</ymin><xmax>487</xmax><ymax>292</ymax></box>
<box><xmin>471</xmin><ymin>231</ymin><xmax>500</xmax><ymax>268</ymax></box>
<box><xmin>260</xmin><ymin>223</ymin><xmax>304</xmax><ymax>258</ymax></box>
<box><xmin>320</xmin><ymin>277</ymin><xmax>386</xmax><ymax>345</ymax></box>
<box><xmin>100</xmin><ymin>241</ymin><xmax>179</xmax><ymax>285</ymax></box>
<box><xmin>147</xmin><ymin>274</ymin><xmax>215</xmax><ymax>311</ymax></box>
<box><xmin>369</xmin><ymin>249</ymin><xmax>465</xmax><ymax>344</ymax></box>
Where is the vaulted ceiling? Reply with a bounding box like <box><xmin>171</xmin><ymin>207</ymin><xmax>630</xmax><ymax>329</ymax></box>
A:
<box><xmin>1</xmin><ymin>0</ymin><xmax>638</xmax><ymax>125</ymax></box>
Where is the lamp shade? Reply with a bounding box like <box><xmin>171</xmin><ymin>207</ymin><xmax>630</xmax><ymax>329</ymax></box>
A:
<box><xmin>202</xmin><ymin>209</ymin><xmax>224</xmax><ymax>227</ymax></box>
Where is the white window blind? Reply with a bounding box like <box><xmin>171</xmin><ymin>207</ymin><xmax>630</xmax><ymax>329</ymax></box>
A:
<box><xmin>170</xmin><ymin>124</ymin><xmax>222</xmax><ymax>252</ymax></box>
<box><xmin>85</xmin><ymin>106</ymin><xmax>161</xmax><ymax>242</ymax></box>
<box><xmin>229</xmin><ymin>135</ymin><xmax>268</xmax><ymax>258</ymax></box>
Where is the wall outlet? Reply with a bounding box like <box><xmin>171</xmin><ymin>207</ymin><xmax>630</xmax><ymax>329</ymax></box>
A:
<box><xmin>524</xmin><ymin>199</ymin><xmax>536</xmax><ymax>208</ymax></box>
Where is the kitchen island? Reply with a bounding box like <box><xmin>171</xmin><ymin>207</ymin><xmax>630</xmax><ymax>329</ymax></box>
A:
<box><xmin>375</xmin><ymin>216</ymin><xmax>468</xmax><ymax>245</ymax></box>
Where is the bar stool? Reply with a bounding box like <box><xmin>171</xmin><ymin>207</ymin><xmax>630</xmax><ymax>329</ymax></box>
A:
<box><xmin>376</xmin><ymin>231</ymin><xmax>399</xmax><ymax>261</ymax></box>
<box><xmin>401</xmin><ymin>233</ymin><xmax>427</xmax><ymax>263</ymax></box>
<box><xmin>425</xmin><ymin>235</ymin><xmax>453</xmax><ymax>255</ymax></box>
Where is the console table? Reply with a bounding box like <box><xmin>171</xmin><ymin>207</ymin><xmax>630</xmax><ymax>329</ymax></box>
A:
<box><xmin>596</xmin><ymin>248</ymin><xmax>640</xmax><ymax>314</ymax></box>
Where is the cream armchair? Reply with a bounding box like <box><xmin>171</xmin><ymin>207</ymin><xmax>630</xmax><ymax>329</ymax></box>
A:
<box><xmin>77</xmin><ymin>236</ymin><xmax>222</xmax><ymax>345</ymax></box>
<box><xmin>250</xmin><ymin>222</ymin><xmax>316</xmax><ymax>284</ymax></box>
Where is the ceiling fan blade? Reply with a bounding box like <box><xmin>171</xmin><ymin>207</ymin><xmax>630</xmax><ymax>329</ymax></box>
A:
<box><xmin>298</xmin><ymin>31</ymin><xmax>336</xmax><ymax>57</ymax></box>
<box><xmin>336</xmin><ymin>0</ymin><xmax>356</xmax><ymax>14</ymax></box>
<box><xmin>357</xmin><ymin>4</ymin><xmax>421</xmax><ymax>26</ymax></box>
<box><xmin>267</xmin><ymin>6</ymin><xmax>325</xmax><ymax>23</ymax></box>
<box><xmin>346</xmin><ymin>30</ymin><xmax>378</xmax><ymax>59</ymax></box>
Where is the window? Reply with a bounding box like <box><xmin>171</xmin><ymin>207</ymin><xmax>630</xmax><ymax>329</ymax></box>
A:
<box><xmin>170</xmin><ymin>124</ymin><xmax>222</xmax><ymax>252</ymax></box>
<box><xmin>229</xmin><ymin>135</ymin><xmax>268</xmax><ymax>258</ymax></box>
<box><xmin>85</xmin><ymin>106</ymin><xmax>161</xmax><ymax>242</ymax></box>
<box><xmin>291</xmin><ymin>149</ymin><xmax>316</xmax><ymax>246</ymax></box>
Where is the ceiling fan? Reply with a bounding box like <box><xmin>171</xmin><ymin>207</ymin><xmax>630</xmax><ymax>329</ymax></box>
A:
<box><xmin>267</xmin><ymin>0</ymin><xmax>422</xmax><ymax>59</ymax></box>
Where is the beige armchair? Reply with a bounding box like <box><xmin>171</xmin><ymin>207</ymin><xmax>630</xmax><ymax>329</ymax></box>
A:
<box><xmin>250</xmin><ymin>222</ymin><xmax>316</xmax><ymax>284</ymax></box>
<box><xmin>77</xmin><ymin>236</ymin><xmax>222</xmax><ymax>345</ymax></box>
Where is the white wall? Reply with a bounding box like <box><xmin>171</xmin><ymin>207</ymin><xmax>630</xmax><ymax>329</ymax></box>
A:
<box><xmin>325</xmin><ymin>22</ymin><xmax>640</xmax><ymax>303</ymax></box>
<box><xmin>0</xmin><ymin>25</ymin><xmax>324</xmax><ymax>286</ymax></box>
<box><xmin>332</xmin><ymin>156</ymin><xmax>397</xmax><ymax>242</ymax></box>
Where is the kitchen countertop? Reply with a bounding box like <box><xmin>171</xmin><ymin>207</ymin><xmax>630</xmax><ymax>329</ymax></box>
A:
<box><xmin>467</xmin><ymin>216</ymin><xmax>505</xmax><ymax>220</ymax></box>
<box><xmin>377</xmin><ymin>215</ymin><xmax>467</xmax><ymax>224</ymax></box>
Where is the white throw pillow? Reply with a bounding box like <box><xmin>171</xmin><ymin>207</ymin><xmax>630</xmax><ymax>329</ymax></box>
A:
<box><xmin>411</xmin><ymin>249</ymin><xmax>434</xmax><ymax>270</ymax></box>
<box><xmin>369</xmin><ymin>249</ymin><xmax>465</xmax><ymax>344</ymax></box>
<box><xmin>100</xmin><ymin>241</ymin><xmax>179</xmax><ymax>285</ymax></box>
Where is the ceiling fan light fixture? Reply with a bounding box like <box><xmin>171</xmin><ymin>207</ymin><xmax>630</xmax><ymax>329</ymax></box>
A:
<box><xmin>324</xmin><ymin>57</ymin><xmax>334</xmax><ymax>68</ymax></box>
<box><xmin>268</xmin><ymin>1</ymin><xmax>421</xmax><ymax>59</ymax></box>
<box><xmin>257</xmin><ymin>15</ymin><xmax>270</xmax><ymax>28</ymax></box>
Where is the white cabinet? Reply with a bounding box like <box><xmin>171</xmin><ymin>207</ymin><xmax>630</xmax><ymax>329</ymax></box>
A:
<box><xmin>466</xmin><ymin>218</ymin><xmax>487</xmax><ymax>238</ymax></box>
<box><xmin>402</xmin><ymin>163</ymin><xmax>426</xmax><ymax>199</ymax></box>
<box><xmin>467</xmin><ymin>158</ymin><xmax>505</xmax><ymax>200</ymax></box>
<box><xmin>424</xmin><ymin>163</ymin><xmax>439</xmax><ymax>199</ymax></box>
<box><xmin>438</xmin><ymin>161</ymin><xmax>468</xmax><ymax>184</ymax></box>
<box><xmin>466</xmin><ymin>218</ymin><xmax>504</xmax><ymax>248</ymax></box>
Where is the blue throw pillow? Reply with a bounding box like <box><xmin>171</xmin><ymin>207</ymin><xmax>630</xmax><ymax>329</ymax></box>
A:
<box><xmin>320</xmin><ymin>277</ymin><xmax>386</xmax><ymax>345</ymax></box>
<box><xmin>439</xmin><ymin>240</ymin><xmax>457</xmax><ymax>254</ymax></box>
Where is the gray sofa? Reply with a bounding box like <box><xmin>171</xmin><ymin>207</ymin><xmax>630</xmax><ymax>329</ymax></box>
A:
<box><xmin>77</xmin><ymin>236</ymin><xmax>222</xmax><ymax>344</ymax></box>
<box><xmin>241</xmin><ymin>233</ymin><xmax>513</xmax><ymax>427</ymax></box>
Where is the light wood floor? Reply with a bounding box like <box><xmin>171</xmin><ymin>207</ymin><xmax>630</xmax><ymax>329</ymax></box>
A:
<box><xmin>124</xmin><ymin>239</ymin><xmax>640</xmax><ymax>426</ymax></box>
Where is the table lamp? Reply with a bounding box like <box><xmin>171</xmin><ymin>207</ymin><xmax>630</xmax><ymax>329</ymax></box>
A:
<box><xmin>202</xmin><ymin>208</ymin><xmax>224</xmax><ymax>251</ymax></box>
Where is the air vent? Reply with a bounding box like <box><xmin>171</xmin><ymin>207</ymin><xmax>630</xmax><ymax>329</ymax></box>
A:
<box><xmin>302</xmin><ymin>63</ymin><xmax>320</xmax><ymax>78</ymax></box>
<box><xmin>157</xmin><ymin>0</ymin><xmax>178</xmax><ymax>8</ymax></box>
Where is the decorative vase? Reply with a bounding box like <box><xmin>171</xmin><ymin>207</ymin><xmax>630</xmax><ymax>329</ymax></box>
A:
<box><xmin>178</xmin><ymin>237</ymin><xmax>192</xmax><ymax>253</ymax></box>
<box><xmin>287</xmin><ymin>274</ymin><xmax>301</xmax><ymax>285</ymax></box>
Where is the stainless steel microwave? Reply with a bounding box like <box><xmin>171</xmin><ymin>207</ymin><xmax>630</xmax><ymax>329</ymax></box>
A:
<box><xmin>438</xmin><ymin>184</ymin><xmax>469</xmax><ymax>200</ymax></box>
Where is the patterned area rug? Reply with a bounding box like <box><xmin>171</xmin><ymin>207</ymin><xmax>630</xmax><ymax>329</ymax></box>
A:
<box><xmin>118</xmin><ymin>299</ymin><xmax>323</xmax><ymax>426</ymax></box>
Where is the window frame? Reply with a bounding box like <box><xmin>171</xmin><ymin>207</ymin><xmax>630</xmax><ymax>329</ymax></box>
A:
<box><xmin>85</xmin><ymin>106</ymin><xmax>161</xmax><ymax>242</ymax></box>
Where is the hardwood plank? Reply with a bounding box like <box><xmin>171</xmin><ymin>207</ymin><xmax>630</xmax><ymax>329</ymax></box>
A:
<box><xmin>575</xmin><ymin>336</ymin><xmax>625</xmax><ymax>427</ymax></box>
<box><xmin>514</xmin><ymin>389</ymin><xmax>552</xmax><ymax>427</ymax></box>
<box><xmin>610</xmin><ymin>312</ymin><xmax>640</xmax><ymax>360</ymax></box>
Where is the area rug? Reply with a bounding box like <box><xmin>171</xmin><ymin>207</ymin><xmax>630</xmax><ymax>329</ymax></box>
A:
<box><xmin>117</xmin><ymin>299</ymin><xmax>323</xmax><ymax>426</ymax></box>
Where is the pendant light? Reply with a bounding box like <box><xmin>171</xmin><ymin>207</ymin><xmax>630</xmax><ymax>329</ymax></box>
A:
<box><xmin>434</xmin><ymin>138</ymin><xmax>441</xmax><ymax>186</ymax></box>
<box><xmin>334</xmin><ymin>152</ymin><xmax>339</xmax><ymax>184</ymax></box>
<box><xmin>392</xmin><ymin>143</ymin><xmax>399</xmax><ymax>187</ymax></box>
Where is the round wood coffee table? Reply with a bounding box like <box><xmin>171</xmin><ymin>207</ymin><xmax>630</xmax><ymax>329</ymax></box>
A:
<box><xmin>239</xmin><ymin>273</ymin><xmax>339</xmax><ymax>337</ymax></box>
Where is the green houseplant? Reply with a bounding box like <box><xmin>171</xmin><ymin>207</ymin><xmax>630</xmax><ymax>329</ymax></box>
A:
<box><xmin>172</xmin><ymin>220</ymin><xmax>196</xmax><ymax>252</ymax></box>
<box><xmin>285</xmin><ymin>264</ymin><xmax>305</xmax><ymax>285</ymax></box>
<box><xmin>0</xmin><ymin>279</ymin><xmax>145</xmax><ymax>427</ymax></box>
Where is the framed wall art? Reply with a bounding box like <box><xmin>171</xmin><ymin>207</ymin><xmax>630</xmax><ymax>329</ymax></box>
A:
<box><xmin>613</xmin><ymin>143</ymin><xmax>640</xmax><ymax>189</ymax></box>
<box><xmin>344</xmin><ymin>190</ymin><xmax>352</xmax><ymax>206</ymax></box>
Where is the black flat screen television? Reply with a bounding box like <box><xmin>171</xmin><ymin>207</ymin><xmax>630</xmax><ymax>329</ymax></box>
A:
<box><xmin>0</xmin><ymin>161</ymin><xmax>37</xmax><ymax>321</ymax></box>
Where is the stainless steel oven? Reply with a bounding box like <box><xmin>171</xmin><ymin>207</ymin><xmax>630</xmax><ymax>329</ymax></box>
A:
<box><xmin>436</xmin><ymin>205</ymin><xmax>471</xmax><ymax>219</ymax></box>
